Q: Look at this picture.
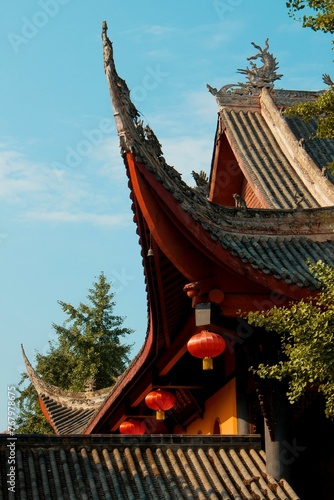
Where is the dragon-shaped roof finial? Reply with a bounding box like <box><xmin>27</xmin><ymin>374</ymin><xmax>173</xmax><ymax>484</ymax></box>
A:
<box><xmin>237</xmin><ymin>38</ymin><xmax>282</xmax><ymax>89</ymax></box>
<box><xmin>207</xmin><ymin>39</ymin><xmax>283</xmax><ymax>101</ymax></box>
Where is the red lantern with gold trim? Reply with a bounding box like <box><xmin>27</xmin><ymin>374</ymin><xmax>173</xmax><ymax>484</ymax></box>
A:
<box><xmin>119</xmin><ymin>419</ymin><xmax>145</xmax><ymax>434</ymax></box>
<box><xmin>187</xmin><ymin>330</ymin><xmax>226</xmax><ymax>370</ymax></box>
<box><xmin>145</xmin><ymin>389</ymin><xmax>176</xmax><ymax>420</ymax></box>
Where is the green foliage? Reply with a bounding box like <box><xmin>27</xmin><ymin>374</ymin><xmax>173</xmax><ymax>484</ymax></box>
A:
<box><xmin>248</xmin><ymin>261</ymin><xmax>334</xmax><ymax>418</ymax></box>
<box><xmin>285</xmin><ymin>86</ymin><xmax>334</xmax><ymax>140</ymax></box>
<box><xmin>286</xmin><ymin>1</ymin><xmax>334</xmax><ymax>33</ymax></box>
<box><xmin>284</xmin><ymin>86</ymin><xmax>334</xmax><ymax>172</ymax></box>
<box><xmin>285</xmin><ymin>85</ymin><xmax>334</xmax><ymax>170</ymax></box>
<box><xmin>16</xmin><ymin>273</ymin><xmax>134</xmax><ymax>433</ymax></box>
<box><xmin>284</xmin><ymin>1</ymin><xmax>334</xmax><ymax>171</ymax></box>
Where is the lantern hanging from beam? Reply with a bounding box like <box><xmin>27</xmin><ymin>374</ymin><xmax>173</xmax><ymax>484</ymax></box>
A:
<box><xmin>187</xmin><ymin>330</ymin><xmax>226</xmax><ymax>370</ymax></box>
<box><xmin>119</xmin><ymin>419</ymin><xmax>145</xmax><ymax>435</ymax></box>
<box><xmin>145</xmin><ymin>389</ymin><xmax>176</xmax><ymax>420</ymax></box>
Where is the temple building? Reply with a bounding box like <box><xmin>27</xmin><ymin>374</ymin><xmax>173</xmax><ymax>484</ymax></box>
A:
<box><xmin>3</xmin><ymin>23</ymin><xmax>334</xmax><ymax>499</ymax></box>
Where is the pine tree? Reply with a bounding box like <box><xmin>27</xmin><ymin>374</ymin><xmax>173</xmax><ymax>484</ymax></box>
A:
<box><xmin>16</xmin><ymin>273</ymin><xmax>133</xmax><ymax>433</ymax></box>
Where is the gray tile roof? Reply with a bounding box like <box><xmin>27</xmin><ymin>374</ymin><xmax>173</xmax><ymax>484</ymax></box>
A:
<box><xmin>286</xmin><ymin>116</ymin><xmax>334</xmax><ymax>174</ymax></box>
<box><xmin>221</xmin><ymin>108</ymin><xmax>320</xmax><ymax>209</ymax></box>
<box><xmin>218</xmin><ymin>234</ymin><xmax>334</xmax><ymax>288</ymax></box>
<box><xmin>0</xmin><ymin>434</ymin><xmax>301</xmax><ymax>499</ymax></box>
<box><xmin>38</xmin><ymin>395</ymin><xmax>98</xmax><ymax>434</ymax></box>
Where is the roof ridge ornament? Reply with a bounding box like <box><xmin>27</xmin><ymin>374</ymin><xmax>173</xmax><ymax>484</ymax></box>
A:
<box><xmin>192</xmin><ymin>170</ymin><xmax>209</xmax><ymax>196</ymax></box>
<box><xmin>102</xmin><ymin>21</ymin><xmax>140</xmax><ymax>153</ymax></box>
<box><xmin>207</xmin><ymin>39</ymin><xmax>282</xmax><ymax>101</ymax></box>
<box><xmin>237</xmin><ymin>38</ymin><xmax>282</xmax><ymax>89</ymax></box>
<box><xmin>102</xmin><ymin>23</ymin><xmax>189</xmax><ymax>189</ymax></box>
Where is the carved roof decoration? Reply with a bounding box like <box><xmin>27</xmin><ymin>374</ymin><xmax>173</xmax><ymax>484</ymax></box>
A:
<box><xmin>236</xmin><ymin>39</ymin><xmax>283</xmax><ymax>88</ymax></box>
<box><xmin>22</xmin><ymin>345</ymin><xmax>112</xmax><ymax>434</ymax></box>
<box><xmin>206</xmin><ymin>39</ymin><xmax>326</xmax><ymax>114</ymax></box>
<box><xmin>102</xmin><ymin>22</ymin><xmax>184</xmax><ymax>179</ymax></box>
<box><xmin>192</xmin><ymin>169</ymin><xmax>210</xmax><ymax>196</ymax></box>
<box><xmin>207</xmin><ymin>39</ymin><xmax>283</xmax><ymax>105</ymax></box>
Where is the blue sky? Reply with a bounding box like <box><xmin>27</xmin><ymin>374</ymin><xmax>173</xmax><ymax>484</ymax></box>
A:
<box><xmin>1</xmin><ymin>0</ymin><xmax>333</xmax><ymax>432</ymax></box>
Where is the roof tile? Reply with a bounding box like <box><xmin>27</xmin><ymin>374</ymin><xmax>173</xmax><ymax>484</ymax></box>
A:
<box><xmin>1</xmin><ymin>434</ymin><xmax>301</xmax><ymax>499</ymax></box>
<box><xmin>222</xmin><ymin>109</ymin><xmax>320</xmax><ymax>209</ymax></box>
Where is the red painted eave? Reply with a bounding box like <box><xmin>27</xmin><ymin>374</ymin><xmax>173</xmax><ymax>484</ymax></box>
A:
<box><xmin>124</xmin><ymin>151</ymin><xmax>317</xmax><ymax>302</ymax></box>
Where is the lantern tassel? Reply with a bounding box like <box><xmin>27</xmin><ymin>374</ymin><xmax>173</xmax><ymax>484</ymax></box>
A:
<box><xmin>203</xmin><ymin>356</ymin><xmax>213</xmax><ymax>370</ymax></box>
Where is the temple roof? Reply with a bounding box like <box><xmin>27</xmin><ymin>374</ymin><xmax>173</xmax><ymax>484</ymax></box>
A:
<box><xmin>0</xmin><ymin>434</ymin><xmax>300</xmax><ymax>499</ymax></box>
<box><xmin>218</xmin><ymin>108</ymin><xmax>328</xmax><ymax>208</ymax></box>
<box><xmin>22</xmin><ymin>346</ymin><xmax>113</xmax><ymax>434</ymax></box>
<box><xmin>25</xmin><ymin>26</ymin><xmax>334</xmax><ymax>436</ymax></box>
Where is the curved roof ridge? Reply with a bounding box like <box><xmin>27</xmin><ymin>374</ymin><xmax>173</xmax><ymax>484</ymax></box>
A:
<box><xmin>21</xmin><ymin>345</ymin><xmax>113</xmax><ymax>409</ymax></box>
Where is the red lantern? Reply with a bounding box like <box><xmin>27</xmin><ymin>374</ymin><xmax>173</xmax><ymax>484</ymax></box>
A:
<box><xmin>119</xmin><ymin>419</ymin><xmax>145</xmax><ymax>434</ymax></box>
<box><xmin>145</xmin><ymin>389</ymin><xmax>176</xmax><ymax>420</ymax></box>
<box><xmin>187</xmin><ymin>330</ymin><xmax>226</xmax><ymax>370</ymax></box>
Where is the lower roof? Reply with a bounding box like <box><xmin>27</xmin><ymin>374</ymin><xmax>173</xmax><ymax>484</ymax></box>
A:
<box><xmin>21</xmin><ymin>345</ymin><xmax>112</xmax><ymax>435</ymax></box>
<box><xmin>0</xmin><ymin>434</ymin><xmax>300</xmax><ymax>499</ymax></box>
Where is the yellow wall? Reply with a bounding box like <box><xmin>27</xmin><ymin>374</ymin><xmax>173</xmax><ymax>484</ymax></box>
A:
<box><xmin>186</xmin><ymin>378</ymin><xmax>237</xmax><ymax>435</ymax></box>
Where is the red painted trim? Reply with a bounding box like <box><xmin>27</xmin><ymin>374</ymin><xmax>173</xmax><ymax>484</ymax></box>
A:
<box><xmin>125</xmin><ymin>153</ymin><xmax>213</xmax><ymax>280</ymax></box>
<box><xmin>38</xmin><ymin>396</ymin><xmax>55</xmax><ymax>431</ymax></box>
